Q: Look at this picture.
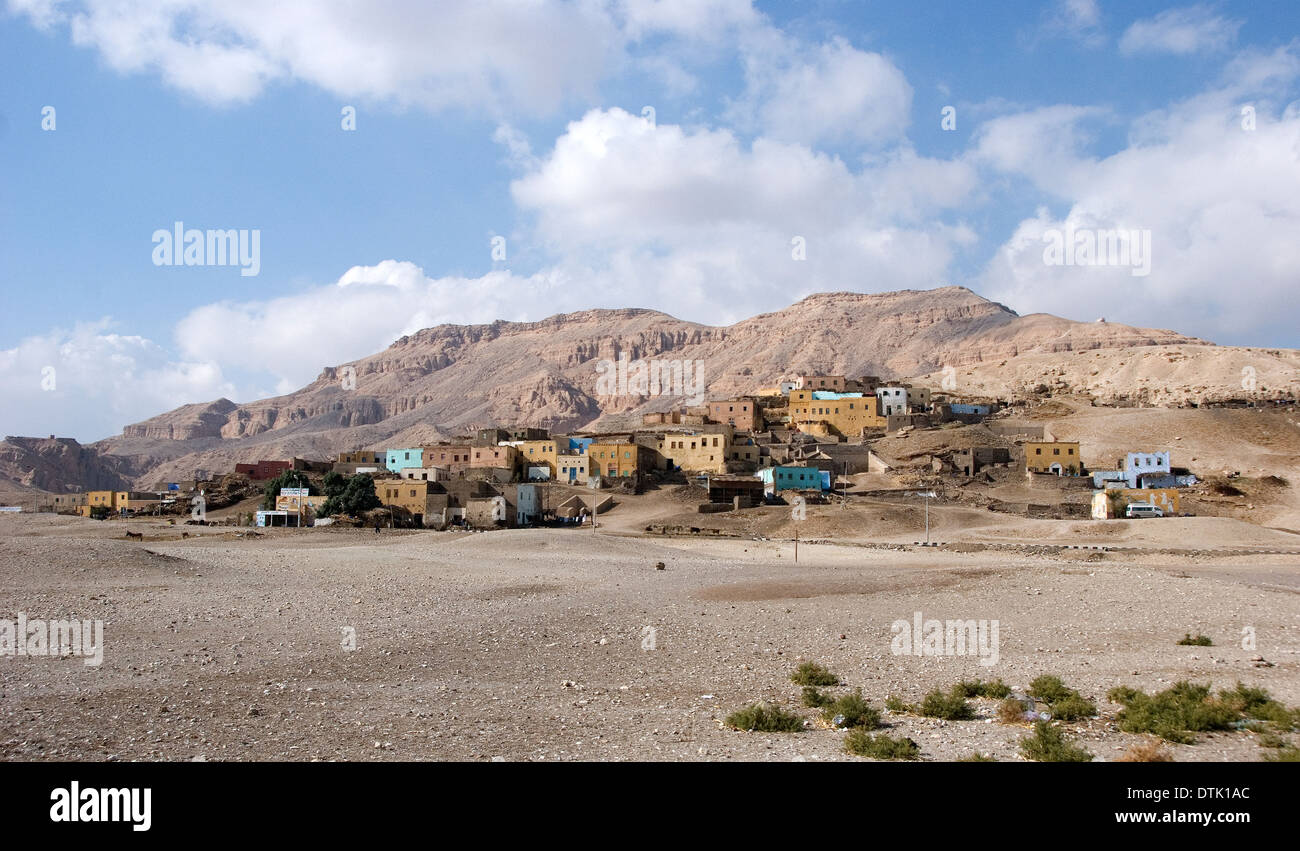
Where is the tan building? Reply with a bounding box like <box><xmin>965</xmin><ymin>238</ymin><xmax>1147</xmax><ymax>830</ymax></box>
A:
<box><xmin>707</xmin><ymin>398</ymin><xmax>760</xmax><ymax>431</ymax></box>
<box><xmin>51</xmin><ymin>493</ymin><xmax>86</xmax><ymax>513</ymax></box>
<box><xmin>796</xmin><ymin>375</ymin><xmax>846</xmax><ymax>392</ymax></box>
<box><xmin>377</xmin><ymin>480</ymin><xmax>446</xmax><ymax>526</ymax></box>
<box><xmin>423</xmin><ymin>444</ymin><xmax>476</xmax><ymax>475</ymax></box>
<box><xmin>337</xmin><ymin>450</ymin><xmax>387</xmax><ymax>466</ymax></box>
<box><xmin>657</xmin><ymin>430</ymin><xmax>730</xmax><ymax>473</ymax></box>
<box><xmin>81</xmin><ymin>490</ymin><xmax>117</xmax><ymax>515</ymax></box>
<box><xmin>789</xmin><ymin>390</ymin><xmax>886</xmax><ymax>437</ymax></box>
<box><xmin>1024</xmin><ymin>441</ymin><xmax>1082</xmax><ymax>475</ymax></box>
<box><xmin>400</xmin><ymin>466</ymin><xmax>451</xmax><ymax>482</ymax></box>
<box><xmin>516</xmin><ymin>439</ymin><xmax>565</xmax><ymax>476</ymax></box>
<box><xmin>470</xmin><ymin>444</ymin><xmax>519</xmax><ymax>473</ymax></box>
<box><xmin>589</xmin><ymin>441</ymin><xmax>654</xmax><ymax>479</ymax></box>
<box><xmin>557</xmin><ymin>454</ymin><xmax>589</xmax><ymax>485</ymax></box>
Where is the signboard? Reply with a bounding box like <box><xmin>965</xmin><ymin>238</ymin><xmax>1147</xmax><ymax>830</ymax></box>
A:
<box><xmin>280</xmin><ymin>487</ymin><xmax>309</xmax><ymax>497</ymax></box>
<box><xmin>167</xmin><ymin>483</ymin><xmax>180</xmax><ymax>491</ymax></box>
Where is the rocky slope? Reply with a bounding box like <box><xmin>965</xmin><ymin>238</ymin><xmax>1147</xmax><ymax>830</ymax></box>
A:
<box><xmin>4</xmin><ymin>287</ymin><xmax>1239</xmax><ymax>491</ymax></box>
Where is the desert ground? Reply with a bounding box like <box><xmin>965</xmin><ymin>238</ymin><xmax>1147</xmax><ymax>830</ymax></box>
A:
<box><xmin>2</xmin><ymin>490</ymin><xmax>1298</xmax><ymax>762</ymax></box>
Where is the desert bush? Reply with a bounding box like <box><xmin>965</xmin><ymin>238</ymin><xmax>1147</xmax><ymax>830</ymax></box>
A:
<box><xmin>997</xmin><ymin>697</ymin><xmax>1029</xmax><ymax>724</ymax></box>
<box><xmin>1219</xmin><ymin>682</ymin><xmax>1296</xmax><ymax>729</ymax></box>
<box><xmin>1176</xmin><ymin>633</ymin><xmax>1213</xmax><ymax>646</ymax></box>
<box><xmin>1028</xmin><ymin>674</ymin><xmax>1096</xmax><ymax>720</ymax></box>
<box><xmin>801</xmin><ymin>686</ymin><xmax>832</xmax><ymax>709</ymax></box>
<box><xmin>885</xmin><ymin>694</ymin><xmax>911</xmax><ymax>713</ymax></box>
<box><xmin>845</xmin><ymin>731</ymin><xmax>920</xmax><ymax>760</ymax></box>
<box><xmin>957</xmin><ymin>753</ymin><xmax>996</xmax><ymax>762</ymax></box>
<box><xmin>1049</xmin><ymin>694</ymin><xmax>1099</xmax><ymax>722</ymax></box>
<box><xmin>790</xmin><ymin>661</ymin><xmax>840</xmax><ymax>687</ymax></box>
<box><xmin>821</xmin><ymin>689</ymin><xmax>881</xmax><ymax>729</ymax></box>
<box><xmin>1265</xmin><ymin>746</ymin><xmax>1300</xmax><ymax>762</ymax></box>
<box><xmin>1019</xmin><ymin>721</ymin><xmax>1093</xmax><ymax>762</ymax></box>
<box><xmin>1116</xmin><ymin>740</ymin><xmax>1174</xmax><ymax>762</ymax></box>
<box><xmin>725</xmin><ymin>703</ymin><xmax>804</xmax><ymax>733</ymax></box>
<box><xmin>1109</xmin><ymin>681</ymin><xmax>1239</xmax><ymax>744</ymax></box>
<box><xmin>952</xmin><ymin>678</ymin><xmax>1011</xmax><ymax>699</ymax></box>
<box><xmin>918</xmin><ymin>688</ymin><xmax>974</xmax><ymax>720</ymax></box>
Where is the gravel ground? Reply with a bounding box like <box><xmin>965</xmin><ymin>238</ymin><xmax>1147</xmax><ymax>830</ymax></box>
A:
<box><xmin>1</xmin><ymin>514</ymin><xmax>1297</xmax><ymax>762</ymax></box>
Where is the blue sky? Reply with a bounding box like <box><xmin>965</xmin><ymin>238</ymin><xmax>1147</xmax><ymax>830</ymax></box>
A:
<box><xmin>2</xmin><ymin>0</ymin><xmax>1298</xmax><ymax>441</ymax></box>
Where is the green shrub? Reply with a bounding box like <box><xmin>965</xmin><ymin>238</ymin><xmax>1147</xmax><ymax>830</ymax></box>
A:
<box><xmin>1177</xmin><ymin>633</ymin><xmax>1213</xmax><ymax>646</ymax></box>
<box><xmin>1049</xmin><ymin>694</ymin><xmax>1098</xmax><ymax>722</ymax></box>
<box><xmin>952</xmin><ymin>678</ymin><xmax>1011</xmax><ymax>699</ymax></box>
<box><xmin>1028</xmin><ymin>675</ymin><xmax>1074</xmax><ymax>704</ymax></box>
<box><xmin>790</xmin><ymin>662</ymin><xmax>840</xmax><ymax>687</ymax></box>
<box><xmin>725</xmin><ymin>703</ymin><xmax>805</xmax><ymax>733</ymax></box>
<box><xmin>821</xmin><ymin>689</ymin><xmax>881</xmax><ymax>729</ymax></box>
<box><xmin>958</xmin><ymin>753</ymin><xmax>996</xmax><ymax>762</ymax></box>
<box><xmin>1265</xmin><ymin>746</ymin><xmax>1300</xmax><ymax>762</ymax></box>
<box><xmin>918</xmin><ymin>688</ymin><xmax>974</xmax><ymax>720</ymax></box>
<box><xmin>1028</xmin><ymin>675</ymin><xmax>1096</xmax><ymax>721</ymax></box>
<box><xmin>885</xmin><ymin>695</ymin><xmax>911</xmax><ymax>713</ymax></box>
<box><xmin>1219</xmin><ymin>683</ymin><xmax>1296</xmax><ymax>729</ymax></box>
<box><xmin>845</xmin><ymin>731</ymin><xmax>920</xmax><ymax>760</ymax></box>
<box><xmin>1019</xmin><ymin>721</ymin><xmax>1093</xmax><ymax>762</ymax></box>
<box><xmin>1256</xmin><ymin>730</ymin><xmax>1289</xmax><ymax>749</ymax></box>
<box><xmin>1107</xmin><ymin>686</ymin><xmax>1141</xmax><ymax>705</ymax></box>
<box><xmin>1109</xmin><ymin>681</ymin><xmax>1239</xmax><ymax>744</ymax></box>
<box><xmin>801</xmin><ymin>686</ymin><xmax>832</xmax><ymax>708</ymax></box>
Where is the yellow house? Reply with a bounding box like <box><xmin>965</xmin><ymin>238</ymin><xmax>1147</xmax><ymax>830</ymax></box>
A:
<box><xmin>589</xmin><ymin>442</ymin><xmax>652</xmax><ymax>479</ymax></box>
<box><xmin>788</xmin><ymin>390</ymin><xmax>886</xmax><ymax>437</ymax></box>
<box><xmin>1024</xmin><ymin>441</ymin><xmax>1082</xmax><ymax>475</ymax></box>
<box><xmin>656</xmin><ymin>430</ymin><xmax>730</xmax><ymax>473</ymax></box>
<box><xmin>517</xmin><ymin>439</ymin><xmax>565</xmax><ymax>476</ymax></box>
<box><xmin>80</xmin><ymin>490</ymin><xmax>118</xmax><ymax>516</ymax></box>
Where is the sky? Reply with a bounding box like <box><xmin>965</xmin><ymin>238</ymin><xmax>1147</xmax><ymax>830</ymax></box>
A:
<box><xmin>1</xmin><ymin>0</ymin><xmax>1297</xmax><ymax>442</ymax></box>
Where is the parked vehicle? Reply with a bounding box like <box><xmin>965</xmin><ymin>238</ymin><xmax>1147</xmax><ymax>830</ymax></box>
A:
<box><xmin>1125</xmin><ymin>502</ymin><xmax>1164</xmax><ymax>518</ymax></box>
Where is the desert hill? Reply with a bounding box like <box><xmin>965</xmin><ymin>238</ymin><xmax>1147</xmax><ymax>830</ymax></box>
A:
<box><xmin>2</xmin><ymin>285</ymin><xmax>1277</xmax><ymax>494</ymax></box>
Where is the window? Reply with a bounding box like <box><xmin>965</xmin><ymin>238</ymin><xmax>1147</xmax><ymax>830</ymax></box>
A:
<box><xmin>1053</xmin><ymin>448</ymin><xmax>1060</xmax><ymax>455</ymax></box>
<box><xmin>1035</xmin><ymin>448</ymin><xmax>1042</xmax><ymax>455</ymax></box>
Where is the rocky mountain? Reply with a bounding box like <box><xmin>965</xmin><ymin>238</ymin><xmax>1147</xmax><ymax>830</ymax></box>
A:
<box><xmin>0</xmin><ymin>436</ymin><xmax>137</xmax><ymax>497</ymax></box>
<box><xmin>3</xmin><ymin>286</ymin><xmax>1242</xmax><ymax>492</ymax></box>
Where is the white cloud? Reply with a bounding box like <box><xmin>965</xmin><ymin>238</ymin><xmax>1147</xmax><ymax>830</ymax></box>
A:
<box><xmin>12</xmin><ymin>0</ymin><xmax>626</xmax><ymax>112</ymax></box>
<box><xmin>511</xmin><ymin>108</ymin><xmax>976</xmax><ymax>319</ymax></box>
<box><xmin>1119</xmin><ymin>5</ymin><xmax>1242</xmax><ymax>56</ymax></box>
<box><xmin>727</xmin><ymin>34</ymin><xmax>912</xmax><ymax>147</ymax></box>
<box><xmin>978</xmin><ymin>46</ymin><xmax>1300</xmax><ymax>343</ymax></box>
<box><xmin>0</xmin><ymin>320</ymin><xmax>236</xmax><ymax>441</ymax></box>
<box><xmin>1040</xmin><ymin>0</ymin><xmax>1107</xmax><ymax>48</ymax></box>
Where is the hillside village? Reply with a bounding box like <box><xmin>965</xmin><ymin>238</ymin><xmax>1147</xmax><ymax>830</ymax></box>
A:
<box><xmin>19</xmin><ymin>373</ymin><xmax>1230</xmax><ymax>531</ymax></box>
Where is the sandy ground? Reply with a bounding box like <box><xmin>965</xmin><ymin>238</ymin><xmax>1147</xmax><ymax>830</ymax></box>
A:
<box><xmin>1</xmin><ymin>505</ymin><xmax>1297</xmax><ymax>763</ymax></box>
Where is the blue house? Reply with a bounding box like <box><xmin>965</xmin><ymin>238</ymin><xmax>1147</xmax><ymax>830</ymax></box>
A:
<box><xmin>385</xmin><ymin>448</ymin><xmax>423</xmax><ymax>473</ymax></box>
<box><xmin>758</xmin><ymin>466</ymin><xmax>828</xmax><ymax>495</ymax></box>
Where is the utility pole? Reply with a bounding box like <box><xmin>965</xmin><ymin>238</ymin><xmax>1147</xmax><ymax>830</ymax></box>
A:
<box><xmin>794</xmin><ymin>528</ymin><xmax>798</xmax><ymax>563</ymax></box>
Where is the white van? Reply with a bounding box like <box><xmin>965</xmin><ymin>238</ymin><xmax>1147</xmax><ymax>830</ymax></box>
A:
<box><xmin>1125</xmin><ymin>503</ymin><xmax>1165</xmax><ymax>519</ymax></box>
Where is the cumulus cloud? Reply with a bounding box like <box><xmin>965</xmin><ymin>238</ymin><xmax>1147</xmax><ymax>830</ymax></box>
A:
<box><xmin>727</xmin><ymin>34</ymin><xmax>912</xmax><ymax>147</ymax></box>
<box><xmin>10</xmin><ymin>0</ymin><xmax>625</xmax><ymax>112</ymax></box>
<box><xmin>978</xmin><ymin>45</ymin><xmax>1300</xmax><ymax>343</ymax></box>
<box><xmin>511</xmin><ymin>108</ymin><xmax>976</xmax><ymax>319</ymax></box>
<box><xmin>1119</xmin><ymin>5</ymin><xmax>1243</xmax><ymax>56</ymax></box>
<box><xmin>0</xmin><ymin>320</ymin><xmax>236</xmax><ymax>441</ymax></box>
